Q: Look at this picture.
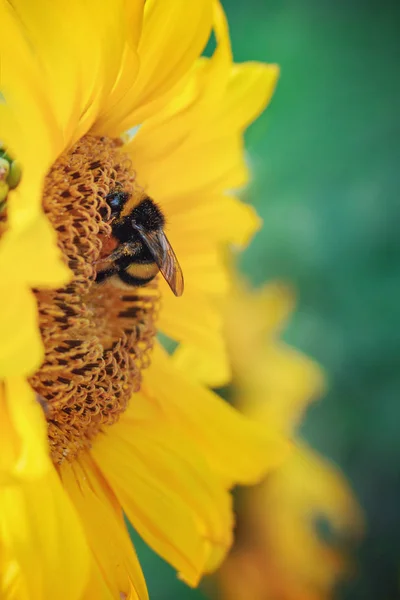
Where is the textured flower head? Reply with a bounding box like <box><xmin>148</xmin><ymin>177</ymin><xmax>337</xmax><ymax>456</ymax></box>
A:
<box><xmin>0</xmin><ymin>1</ymin><xmax>286</xmax><ymax>598</ymax></box>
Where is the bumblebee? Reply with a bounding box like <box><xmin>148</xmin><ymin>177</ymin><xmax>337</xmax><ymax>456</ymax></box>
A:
<box><xmin>96</xmin><ymin>187</ymin><xmax>184</xmax><ymax>296</ymax></box>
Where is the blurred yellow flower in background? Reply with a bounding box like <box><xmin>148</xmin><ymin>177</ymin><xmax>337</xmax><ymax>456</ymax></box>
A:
<box><xmin>0</xmin><ymin>1</ymin><xmax>286</xmax><ymax>598</ymax></box>
<box><xmin>213</xmin><ymin>279</ymin><xmax>364</xmax><ymax>600</ymax></box>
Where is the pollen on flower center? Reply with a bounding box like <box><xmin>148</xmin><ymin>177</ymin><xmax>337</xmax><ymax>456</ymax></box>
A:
<box><xmin>28</xmin><ymin>135</ymin><xmax>159</xmax><ymax>464</ymax></box>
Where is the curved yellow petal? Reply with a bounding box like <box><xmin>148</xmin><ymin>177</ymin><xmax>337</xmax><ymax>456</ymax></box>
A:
<box><xmin>149</xmin><ymin>204</ymin><xmax>260</xmax><ymax>369</ymax></box>
<box><xmin>242</xmin><ymin>343</ymin><xmax>326</xmax><ymax>434</ymax></box>
<box><xmin>0</xmin><ymin>380</ymin><xmax>90</xmax><ymax>599</ymax></box>
<box><xmin>0</xmin><ymin>219</ymin><xmax>69</xmax><ymax>378</ymax></box>
<box><xmin>61</xmin><ymin>456</ymin><xmax>148</xmax><ymax>600</ymax></box>
<box><xmin>0</xmin><ymin>383</ymin><xmax>89</xmax><ymax>599</ymax></box>
<box><xmin>93</xmin><ymin>43</ymin><xmax>141</xmax><ymax>137</ymax></box>
<box><xmin>0</xmin><ymin>22</ymin><xmax>62</xmax><ymax>243</ymax></box>
<box><xmin>254</xmin><ymin>444</ymin><xmax>364</xmax><ymax>599</ymax></box>
<box><xmin>172</xmin><ymin>343</ymin><xmax>230</xmax><ymax>389</ymax></box>
<box><xmin>0</xmin><ymin>290</ymin><xmax>43</xmax><ymax>378</ymax></box>
<box><xmin>175</xmin><ymin>246</ymin><xmax>231</xmax><ymax>296</ymax></box>
<box><xmin>0</xmin><ymin>3</ymin><xmax>63</xmax><ymax>166</ymax></box>
<box><xmin>0</xmin><ymin>6</ymin><xmax>71</xmax><ymax>294</ymax></box>
<box><xmin>215</xmin><ymin>62</ymin><xmax>279</xmax><ymax>133</ymax></box>
<box><xmin>217</xmin><ymin>276</ymin><xmax>362</xmax><ymax>600</ymax></box>
<box><xmin>157</xmin><ymin>244</ymin><xmax>231</xmax><ymax>369</ymax></box>
<box><xmin>93</xmin><ymin>0</ymin><xmax>145</xmax><ymax>133</ymax></box>
<box><xmin>121</xmin><ymin>3</ymin><xmax>271</xmax><ymax>378</ymax></box>
<box><xmin>124</xmin><ymin>0</ymin><xmax>231</xmax><ymax>151</ymax></box>
<box><xmin>130</xmin><ymin>127</ymin><xmax>248</xmax><ymax>204</ymax></box>
<box><xmin>124</xmin><ymin>0</ymin><xmax>245</xmax><ymax>200</ymax></box>
<box><xmin>0</xmin><ymin>213</ymin><xmax>70</xmax><ymax>287</ymax></box>
<box><xmin>69</xmin><ymin>0</ymin><xmax>142</xmax><ymax>143</ymax></box>
<box><xmin>143</xmin><ymin>345</ymin><xmax>288</xmax><ymax>486</ymax></box>
<box><xmin>1</xmin><ymin>0</ymin><xmax>132</xmax><ymax>147</ymax></box>
<box><xmin>82</xmin><ymin>566</ymin><xmax>116</xmax><ymax>600</ymax></box>
<box><xmin>92</xmin><ymin>416</ymin><xmax>233</xmax><ymax>586</ymax></box>
<box><xmin>224</xmin><ymin>280</ymin><xmax>325</xmax><ymax>432</ymax></box>
<box><xmin>0</xmin><ymin>378</ymin><xmax>48</xmax><ymax>482</ymax></box>
<box><xmin>126</xmin><ymin>7</ymin><xmax>277</xmax><ymax>206</ymax></box>
<box><xmin>158</xmin><ymin>290</ymin><xmax>226</xmax><ymax>359</ymax></box>
<box><xmin>1</xmin><ymin>0</ymin><xmax>80</xmax><ymax>147</ymax></box>
<box><xmin>156</xmin><ymin>198</ymin><xmax>259</xmax><ymax>361</ymax></box>
<box><xmin>166</xmin><ymin>194</ymin><xmax>261</xmax><ymax>248</ymax></box>
<box><xmin>100</xmin><ymin>0</ymin><xmax>213</xmax><ymax>135</ymax></box>
<box><xmin>0</xmin><ymin>465</ymin><xmax>90</xmax><ymax>600</ymax></box>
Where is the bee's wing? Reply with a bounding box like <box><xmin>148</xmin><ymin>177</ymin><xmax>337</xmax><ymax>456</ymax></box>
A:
<box><xmin>134</xmin><ymin>225</ymin><xmax>184</xmax><ymax>296</ymax></box>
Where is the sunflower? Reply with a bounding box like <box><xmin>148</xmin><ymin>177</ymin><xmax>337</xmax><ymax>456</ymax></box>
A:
<box><xmin>204</xmin><ymin>279</ymin><xmax>364</xmax><ymax>600</ymax></box>
<box><xmin>0</xmin><ymin>1</ymin><xmax>287</xmax><ymax>598</ymax></box>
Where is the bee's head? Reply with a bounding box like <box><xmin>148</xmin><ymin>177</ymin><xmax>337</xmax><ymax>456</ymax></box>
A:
<box><xmin>106</xmin><ymin>188</ymin><xmax>130</xmax><ymax>218</ymax></box>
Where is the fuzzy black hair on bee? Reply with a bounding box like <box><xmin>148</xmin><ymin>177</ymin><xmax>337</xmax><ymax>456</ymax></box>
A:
<box><xmin>131</xmin><ymin>197</ymin><xmax>165</xmax><ymax>230</ymax></box>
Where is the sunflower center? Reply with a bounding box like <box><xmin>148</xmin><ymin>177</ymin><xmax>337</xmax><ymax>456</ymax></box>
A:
<box><xmin>29</xmin><ymin>135</ymin><xmax>159</xmax><ymax>464</ymax></box>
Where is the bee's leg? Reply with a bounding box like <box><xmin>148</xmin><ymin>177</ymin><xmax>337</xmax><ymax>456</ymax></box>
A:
<box><xmin>108</xmin><ymin>241</ymin><xmax>141</xmax><ymax>262</ymax></box>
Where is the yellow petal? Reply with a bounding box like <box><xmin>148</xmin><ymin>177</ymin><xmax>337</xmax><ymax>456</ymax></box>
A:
<box><xmin>82</xmin><ymin>565</ymin><xmax>116</xmax><ymax>600</ymax></box>
<box><xmin>158</xmin><ymin>290</ymin><xmax>227</xmax><ymax>361</ymax></box>
<box><xmin>0</xmin><ymin>464</ymin><xmax>90</xmax><ymax>600</ymax></box>
<box><xmin>132</xmin><ymin>129</ymin><xmax>248</xmax><ymax>202</ymax></box>
<box><xmin>0</xmin><ymin>382</ymin><xmax>90</xmax><ymax>599</ymax></box>
<box><xmin>1</xmin><ymin>0</ymin><xmax>132</xmax><ymax>147</ymax></box>
<box><xmin>93</xmin><ymin>43</ymin><xmax>141</xmax><ymax>136</ymax></box>
<box><xmin>125</xmin><ymin>14</ymin><xmax>277</xmax><ymax>204</ymax></box>
<box><xmin>142</xmin><ymin>345</ymin><xmax>288</xmax><ymax>486</ymax></box>
<box><xmin>0</xmin><ymin>378</ymin><xmax>49</xmax><ymax>482</ymax></box>
<box><xmin>70</xmin><ymin>0</ymin><xmax>143</xmax><ymax>143</ymax></box>
<box><xmin>0</xmin><ymin>213</ymin><xmax>70</xmax><ymax>287</ymax></box>
<box><xmin>0</xmin><ymin>36</ymin><xmax>62</xmax><ymax>249</ymax></box>
<box><xmin>155</xmin><ymin>198</ymin><xmax>260</xmax><ymax>366</ymax></box>
<box><xmin>165</xmin><ymin>194</ymin><xmax>261</xmax><ymax>248</ymax></box>
<box><xmin>0</xmin><ymin>290</ymin><xmax>43</xmax><ymax>378</ymax></box>
<box><xmin>123</xmin><ymin>65</ymin><xmax>199</xmax><ymax>160</ymax></box>
<box><xmin>215</xmin><ymin>62</ymin><xmax>279</xmax><ymax>133</ymax></box>
<box><xmin>228</xmin><ymin>281</ymin><xmax>296</xmax><ymax>344</ymax></box>
<box><xmin>125</xmin><ymin>38</ymin><xmax>278</xmax><ymax>215</ymax></box>
<box><xmin>93</xmin><ymin>416</ymin><xmax>233</xmax><ymax>586</ymax></box>
<box><xmin>241</xmin><ymin>343</ymin><xmax>326</xmax><ymax>434</ymax></box>
<box><xmin>1</xmin><ymin>559</ymin><xmax>28</xmax><ymax>600</ymax></box>
<box><xmin>257</xmin><ymin>444</ymin><xmax>364</xmax><ymax>596</ymax></box>
<box><xmin>217</xmin><ymin>448</ymin><xmax>362</xmax><ymax>600</ymax></box>
<box><xmin>0</xmin><ymin>4</ymin><xmax>63</xmax><ymax>165</ymax></box>
<box><xmin>125</xmin><ymin>0</ymin><xmax>231</xmax><ymax>154</ymax></box>
<box><xmin>224</xmin><ymin>280</ymin><xmax>325</xmax><ymax>432</ymax></box>
<box><xmin>124</xmin><ymin>1</ymin><xmax>248</xmax><ymax>200</ymax></box>
<box><xmin>61</xmin><ymin>455</ymin><xmax>148</xmax><ymax>600</ymax></box>
<box><xmin>164</xmin><ymin>244</ymin><xmax>230</xmax><ymax>296</ymax></box>
<box><xmin>1</xmin><ymin>0</ymin><xmax>80</xmax><ymax>147</ymax></box>
<box><xmin>172</xmin><ymin>342</ymin><xmax>230</xmax><ymax>389</ymax></box>
<box><xmin>101</xmin><ymin>0</ymin><xmax>213</xmax><ymax>135</ymax></box>
<box><xmin>0</xmin><ymin>7</ymin><xmax>71</xmax><ymax>289</ymax></box>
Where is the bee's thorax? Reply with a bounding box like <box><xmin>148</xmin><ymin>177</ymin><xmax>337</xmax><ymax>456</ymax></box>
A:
<box><xmin>131</xmin><ymin>197</ymin><xmax>165</xmax><ymax>230</ymax></box>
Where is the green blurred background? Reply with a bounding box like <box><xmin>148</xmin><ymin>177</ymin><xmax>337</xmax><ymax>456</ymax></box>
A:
<box><xmin>132</xmin><ymin>1</ymin><xmax>400</xmax><ymax>598</ymax></box>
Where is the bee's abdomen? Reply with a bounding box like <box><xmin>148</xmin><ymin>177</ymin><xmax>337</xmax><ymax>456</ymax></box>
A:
<box><xmin>115</xmin><ymin>242</ymin><xmax>154</xmax><ymax>268</ymax></box>
<box><xmin>118</xmin><ymin>261</ymin><xmax>159</xmax><ymax>287</ymax></box>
